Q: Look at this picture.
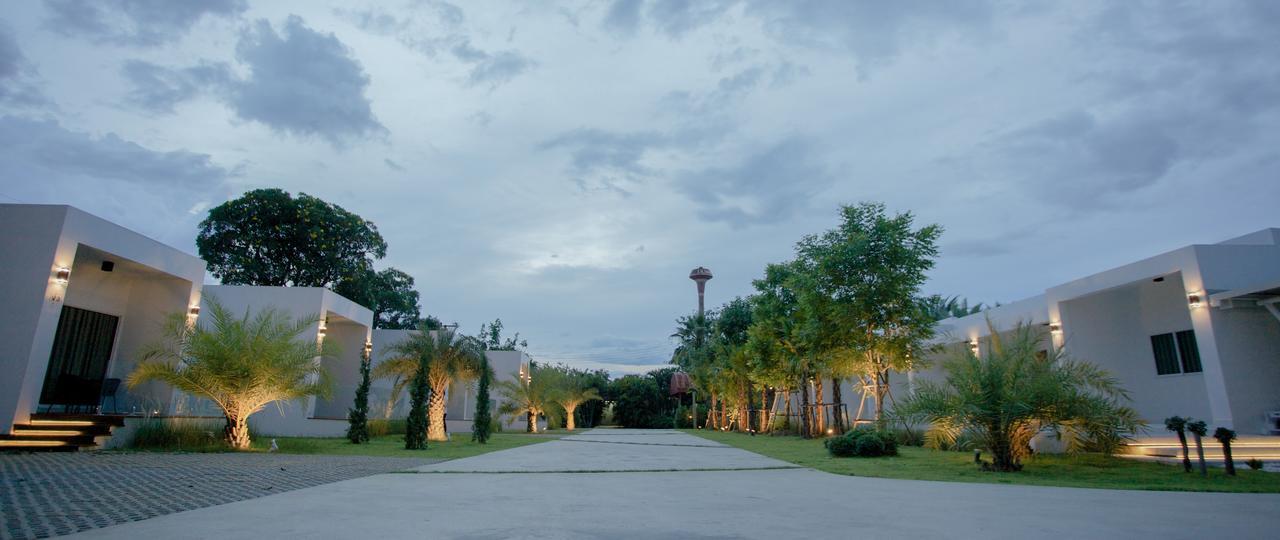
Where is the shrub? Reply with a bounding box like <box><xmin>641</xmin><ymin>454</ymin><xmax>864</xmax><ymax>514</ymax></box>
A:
<box><xmin>825</xmin><ymin>427</ymin><xmax>899</xmax><ymax>457</ymax></box>
<box><xmin>368</xmin><ymin>419</ymin><xmax>407</xmax><ymax>437</ymax></box>
<box><xmin>1246</xmin><ymin>458</ymin><xmax>1264</xmax><ymax>471</ymax></box>
<box><xmin>126</xmin><ymin>418</ymin><xmax>227</xmax><ymax>451</ymax></box>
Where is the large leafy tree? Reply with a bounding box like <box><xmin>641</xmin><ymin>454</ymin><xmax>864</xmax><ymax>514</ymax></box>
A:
<box><xmin>379</xmin><ymin>326</ymin><xmax>485</xmax><ymax>441</ymax></box>
<box><xmin>128</xmin><ymin>297</ymin><xmax>331</xmax><ymax>449</ymax></box>
<box><xmin>610</xmin><ymin>374</ymin><xmax>669</xmax><ymax>429</ymax></box>
<box><xmin>894</xmin><ymin>322</ymin><xmax>1141</xmax><ymax>472</ymax></box>
<box><xmin>197</xmin><ymin>188</ymin><xmax>388</xmax><ymax>287</ymax></box>
<box><xmin>334</xmin><ymin>267</ymin><xmax>421</xmax><ymax>329</ymax></box>
<box><xmin>797</xmin><ymin>202</ymin><xmax>941</xmax><ymax>422</ymax></box>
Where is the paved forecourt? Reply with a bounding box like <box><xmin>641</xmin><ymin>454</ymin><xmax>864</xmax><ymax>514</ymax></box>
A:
<box><xmin>67</xmin><ymin>428</ymin><xmax>1280</xmax><ymax>539</ymax></box>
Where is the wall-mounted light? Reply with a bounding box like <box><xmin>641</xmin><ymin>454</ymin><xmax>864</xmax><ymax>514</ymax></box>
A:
<box><xmin>188</xmin><ymin>305</ymin><xmax>201</xmax><ymax>317</ymax></box>
<box><xmin>363</xmin><ymin>340</ymin><xmax>373</xmax><ymax>355</ymax></box>
<box><xmin>1187</xmin><ymin>291</ymin><xmax>1204</xmax><ymax>309</ymax></box>
<box><xmin>317</xmin><ymin>325</ymin><xmax>327</xmax><ymax>338</ymax></box>
<box><xmin>968</xmin><ymin>339</ymin><xmax>980</xmax><ymax>355</ymax></box>
<box><xmin>54</xmin><ymin>267</ymin><xmax>71</xmax><ymax>285</ymax></box>
<box><xmin>1048</xmin><ymin>322</ymin><xmax>1062</xmax><ymax>335</ymax></box>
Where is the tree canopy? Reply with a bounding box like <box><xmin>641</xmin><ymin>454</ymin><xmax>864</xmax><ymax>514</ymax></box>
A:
<box><xmin>197</xmin><ymin>188</ymin><xmax>387</xmax><ymax>287</ymax></box>
<box><xmin>334</xmin><ymin>267</ymin><xmax>422</xmax><ymax>329</ymax></box>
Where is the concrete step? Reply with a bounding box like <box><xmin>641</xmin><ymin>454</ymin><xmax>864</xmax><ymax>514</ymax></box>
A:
<box><xmin>1</xmin><ymin>414</ymin><xmax>125</xmax><ymax>452</ymax></box>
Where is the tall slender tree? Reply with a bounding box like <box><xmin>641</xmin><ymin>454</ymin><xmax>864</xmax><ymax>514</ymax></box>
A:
<box><xmin>472</xmin><ymin>358</ymin><xmax>493</xmax><ymax>444</ymax></box>
<box><xmin>404</xmin><ymin>351</ymin><xmax>430</xmax><ymax>450</ymax></box>
<box><xmin>346</xmin><ymin>349</ymin><xmax>372</xmax><ymax>444</ymax></box>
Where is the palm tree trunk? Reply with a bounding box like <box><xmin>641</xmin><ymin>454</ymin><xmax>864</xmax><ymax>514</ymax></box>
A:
<box><xmin>706</xmin><ymin>392</ymin><xmax>717</xmax><ymax>429</ymax></box>
<box><xmin>428</xmin><ymin>384</ymin><xmax>447</xmax><ymax>441</ymax></box>
<box><xmin>529</xmin><ymin>409</ymin><xmax>540</xmax><ymax>433</ymax></box>
<box><xmin>565</xmin><ymin>404</ymin><xmax>577</xmax><ymax>431</ymax></box>
<box><xmin>224</xmin><ymin>413</ymin><xmax>250</xmax><ymax>449</ymax></box>
<box><xmin>1176</xmin><ymin>431</ymin><xmax>1191</xmax><ymax>473</ymax></box>
<box><xmin>1193</xmin><ymin>433</ymin><xmax>1207</xmax><ymax>476</ymax></box>
<box><xmin>783</xmin><ymin>386</ymin><xmax>792</xmax><ymax>433</ymax></box>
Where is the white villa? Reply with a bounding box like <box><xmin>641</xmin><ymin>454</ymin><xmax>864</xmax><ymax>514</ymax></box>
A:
<box><xmin>926</xmin><ymin>228</ymin><xmax>1280</xmax><ymax>436</ymax></box>
<box><xmin>0</xmin><ymin>204</ymin><xmax>528</xmax><ymax>450</ymax></box>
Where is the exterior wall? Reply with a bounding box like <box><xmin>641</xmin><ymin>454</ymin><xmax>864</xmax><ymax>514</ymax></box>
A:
<box><xmin>1057</xmin><ymin>274</ymin><xmax>1212</xmax><ymax>424</ymax></box>
<box><xmin>1209</xmin><ymin>306</ymin><xmax>1280</xmax><ymax>434</ymax></box>
<box><xmin>0</xmin><ymin>205</ymin><xmax>203</xmax><ymax>433</ymax></box>
<box><xmin>370</xmin><ymin>328</ymin><xmax>414</xmax><ymax>419</ymax></box>
<box><xmin>200</xmin><ymin>285</ymin><xmax>372</xmax><ymax>438</ymax></box>
<box><xmin>918</xmin><ymin>227</ymin><xmax>1280</xmax><ymax>434</ymax></box>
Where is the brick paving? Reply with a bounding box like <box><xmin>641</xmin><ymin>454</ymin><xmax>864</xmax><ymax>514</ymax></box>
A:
<box><xmin>0</xmin><ymin>452</ymin><xmax>435</xmax><ymax>539</ymax></box>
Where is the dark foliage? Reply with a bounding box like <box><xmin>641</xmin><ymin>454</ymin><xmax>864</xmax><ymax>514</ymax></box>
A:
<box><xmin>472</xmin><ymin>358</ymin><xmax>493</xmax><ymax>444</ymax></box>
<box><xmin>825</xmin><ymin>427</ymin><xmax>899</xmax><ymax>457</ymax></box>
<box><xmin>197</xmin><ymin>188</ymin><xmax>387</xmax><ymax>287</ymax></box>
<box><xmin>404</xmin><ymin>353</ymin><xmax>431</xmax><ymax>450</ymax></box>
<box><xmin>346</xmin><ymin>356</ymin><xmax>371</xmax><ymax>444</ymax></box>
<box><xmin>611</xmin><ymin>375</ymin><xmax>669</xmax><ymax>428</ymax></box>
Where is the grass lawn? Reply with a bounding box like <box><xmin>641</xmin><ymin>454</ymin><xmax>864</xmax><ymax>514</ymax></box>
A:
<box><xmin>250</xmin><ymin>432</ymin><xmax>564</xmax><ymax>460</ymax></box>
<box><xmin>686</xmin><ymin>430</ymin><xmax>1280</xmax><ymax>493</ymax></box>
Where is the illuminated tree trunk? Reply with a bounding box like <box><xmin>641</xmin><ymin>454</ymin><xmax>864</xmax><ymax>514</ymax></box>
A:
<box><xmin>224</xmin><ymin>413</ymin><xmax>250</xmax><ymax>450</ymax></box>
<box><xmin>706</xmin><ymin>392</ymin><xmax>718</xmax><ymax>429</ymax></box>
<box><xmin>564</xmin><ymin>404</ymin><xmax>577</xmax><ymax>431</ymax></box>
<box><xmin>529</xmin><ymin>409</ymin><xmax>541</xmax><ymax>433</ymax></box>
<box><xmin>814</xmin><ymin>378</ymin><xmax>826</xmax><ymax>434</ymax></box>
<box><xmin>428</xmin><ymin>384</ymin><xmax>448</xmax><ymax>441</ymax></box>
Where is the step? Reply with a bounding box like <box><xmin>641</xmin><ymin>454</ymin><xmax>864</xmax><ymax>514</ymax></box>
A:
<box><xmin>30</xmin><ymin>413</ymin><xmax>127</xmax><ymax>427</ymax></box>
<box><xmin>2</xmin><ymin>414</ymin><xmax>125</xmax><ymax>452</ymax></box>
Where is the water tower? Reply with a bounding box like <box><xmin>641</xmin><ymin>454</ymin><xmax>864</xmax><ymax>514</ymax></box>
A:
<box><xmin>689</xmin><ymin>266</ymin><xmax>712</xmax><ymax>316</ymax></box>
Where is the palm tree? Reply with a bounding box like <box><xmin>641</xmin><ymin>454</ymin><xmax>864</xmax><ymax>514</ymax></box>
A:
<box><xmin>894</xmin><ymin>320</ymin><xmax>1141</xmax><ymax>472</ymax></box>
<box><xmin>378</xmin><ymin>325</ymin><xmax>484</xmax><ymax>442</ymax></box>
<box><xmin>1164</xmin><ymin>416</ymin><xmax>1192</xmax><ymax>473</ymax></box>
<box><xmin>496</xmin><ymin>370</ymin><xmax>549</xmax><ymax>433</ymax></box>
<box><xmin>128</xmin><ymin>298</ymin><xmax>331</xmax><ymax>449</ymax></box>
<box><xmin>551</xmin><ymin>384</ymin><xmax>602</xmax><ymax>431</ymax></box>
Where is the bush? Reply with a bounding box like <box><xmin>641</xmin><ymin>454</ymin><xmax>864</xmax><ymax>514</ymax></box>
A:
<box><xmin>672</xmin><ymin>403</ymin><xmax>709</xmax><ymax>428</ymax></box>
<box><xmin>825</xmin><ymin>427</ymin><xmax>899</xmax><ymax>457</ymax></box>
<box><xmin>1246</xmin><ymin>458</ymin><xmax>1264</xmax><ymax>471</ymax></box>
<box><xmin>610</xmin><ymin>375</ymin><xmax>670</xmax><ymax>428</ymax></box>
<box><xmin>126</xmin><ymin>418</ymin><xmax>228</xmax><ymax>451</ymax></box>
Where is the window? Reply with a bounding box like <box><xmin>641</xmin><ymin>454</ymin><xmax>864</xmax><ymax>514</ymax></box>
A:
<box><xmin>1150</xmin><ymin>334</ymin><xmax>1180</xmax><ymax>375</ymax></box>
<box><xmin>1175</xmin><ymin>330</ymin><xmax>1202</xmax><ymax>373</ymax></box>
<box><xmin>1150</xmin><ymin>329</ymin><xmax>1202</xmax><ymax>375</ymax></box>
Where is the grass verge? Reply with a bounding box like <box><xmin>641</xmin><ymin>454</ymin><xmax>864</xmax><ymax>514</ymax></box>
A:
<box><xmin>686</xmin><ymin>430</ymin><xmax>1280</xmax><ymax>493</ymax></box>
<box><xmin>251</xmin><ymin>432</ymin><xmax>563</xmax><ymax>460</ymax></box>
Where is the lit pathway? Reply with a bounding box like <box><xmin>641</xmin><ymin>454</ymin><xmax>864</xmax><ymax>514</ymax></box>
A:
<box><xmin>68</xmin><ymin>429</ymin><xmax>1280</xmax><ymax>539</ymax></box>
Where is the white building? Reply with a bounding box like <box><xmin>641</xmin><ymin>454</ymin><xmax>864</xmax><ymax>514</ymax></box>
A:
<box><xmin>0</xmin><ymin>204</ymin><xmax>527</xmax><ymax>449</ymax></box>
<box><xmin>926</xmin><ymin>228</ymin><xmax>1280</xmax><ymax>435</ymax></box>
<box><xmin>0</xmin><ymin>205</ymin><xmax>205</xmax><ymax>448</ymax></box>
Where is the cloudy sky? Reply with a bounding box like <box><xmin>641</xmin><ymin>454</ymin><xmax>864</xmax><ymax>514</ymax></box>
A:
<box><xmin>2</xmin><ymin>1</ymin><xmax>1277</xmax><ymax>375</ymax></box>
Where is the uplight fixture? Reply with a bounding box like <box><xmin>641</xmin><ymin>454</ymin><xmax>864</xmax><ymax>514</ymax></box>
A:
<box><xmin>1048</xmin><ymin>322</ymin><xmax>1062</xmax><ymax>335</ymax></box>
<box><xmin>54</xmin><ymin>267</ymin><xmax>70</xmax><ymax>285</ymax></box>
<box><xmin>189</xmin><ymin>305</ymin><xmax>201</xmax><ymax>317</ymax></box>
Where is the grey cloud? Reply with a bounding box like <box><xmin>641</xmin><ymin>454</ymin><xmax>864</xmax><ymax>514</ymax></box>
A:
<box><xmin>0</xmin><ymin>115</ymin><xmax>228</xmax><ymax>189</ymax></box>
<box><xmin>450</xmin><ymin>39</ymin><xmax>536</xmax><ymax>88</ymax></box>
<box><xmin>539</xmin><ymin>129</ymin><xmax>668</xmax><ymax>196</ymax></box>
<box><xmin>384</xmin><ymin>158</ymin><xmax>405</xmax><ymax>171</ymax></box>
<box><xmin>663</xmin><ymin>65</ymin><xmax>764</xmax><ymax>114</ymax></box>
<box><xmin>43</xmin><ymin>0</ymin><xmax>247</xmax><ymax>47</ymax></box>
<box><xmin>744</xmin><ymin>0</ymin><xmax>994</xmax><ymax>79</ymax></box>
<box><xmin>123</xmin><ymin>16</ymin><xmax>386</xmax><ymax>146</ymax></box>
<box><xmin>677</xmin><ymin>137</ymin><xmax>832</xmax><ymax>228</ymax></box>
<box><xmin>0</xmin><ymin>26</ymin><xmax>48</xmax><ymax>108</ymax></box>
<box><xmin>230</xmin><ymin>16</ymin><xmax>386</xmax><ymax>146</ymax></box>
<box><xmin>602</xmin><ymin>0</ymin><xmax>734</xmax><ymax>38</ymax></box>
<box><xmin>982</xmin><ymin>2</ymin><xmax>1280</xmax><ymax>207</ymax></box>
<box><xmin>120</xmin><ymin>60</ymin><xmax>232</xmax><ymax>114</ymax></box>
<box><xmin>603</xmin><ymin>0</ymin><xmax>644</xmax><ymax>35</ymax></box>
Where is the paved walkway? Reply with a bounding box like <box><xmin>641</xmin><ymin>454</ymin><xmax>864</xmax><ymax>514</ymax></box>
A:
<box><xmin>50</xmin><ymin>429</ymin><xmax>1280</xmax><ymax>539</ymax></box>
<box><xmin>0</xmin><ymin>453</ymin><xmax>434</xmax><ymax>540</ymax></box>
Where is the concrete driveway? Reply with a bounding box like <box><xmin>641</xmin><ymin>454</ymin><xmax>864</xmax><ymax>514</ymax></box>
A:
<box><xmin>70</xmin><ymin>429</ymin><xmax>1280</xmax><ymax>539</ymax></box>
